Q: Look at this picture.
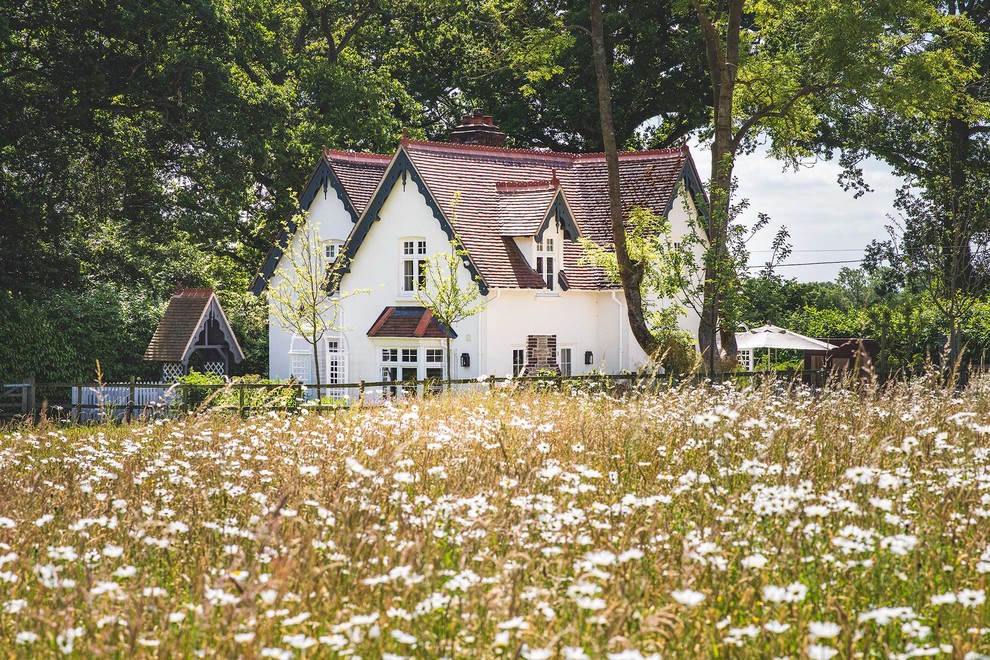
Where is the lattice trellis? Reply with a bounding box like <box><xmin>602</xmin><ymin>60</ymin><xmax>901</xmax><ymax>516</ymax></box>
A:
<box><xmin>162</xmin><ymin>363</ymin><xmax>185</xmax><ymax>382</ymax></box>
<box><xmin>203</xmin><ymin>361</ymin><xmax>225</xmax><ymax>376</ymax></box>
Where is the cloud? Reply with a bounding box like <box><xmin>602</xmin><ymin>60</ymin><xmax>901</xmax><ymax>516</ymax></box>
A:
<box><xmin>688</xmin><ymin>139</ymin><xmax>902</xmax><ymax>282</ymax></box>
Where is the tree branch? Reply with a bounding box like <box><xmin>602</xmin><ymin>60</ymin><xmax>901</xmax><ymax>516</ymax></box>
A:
<box><xmin>730</xmin><ymin>84</ymin><xmax>830</xmax><ymax>150</ymax></box>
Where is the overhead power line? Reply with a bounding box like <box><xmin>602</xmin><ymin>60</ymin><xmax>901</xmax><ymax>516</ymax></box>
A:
<box><xmin>744</xmin><ymin>259</ymin><xmax>862</xmax><ymax>269</ymax></box>
<box><xmin>749</xmin><ymin>248</ymin><xmax>865</xmax><ymax>253</ymax></box>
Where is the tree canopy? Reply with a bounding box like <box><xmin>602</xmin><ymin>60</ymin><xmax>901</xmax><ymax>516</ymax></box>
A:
<box><xmin>2</xmin><ymin>0</ymin><xmax>990</xmax><ymax>380</ymax></box>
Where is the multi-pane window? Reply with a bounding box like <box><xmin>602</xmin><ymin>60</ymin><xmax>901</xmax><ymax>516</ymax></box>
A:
<box><xmin>560</xmin><ymin>348</ymin><xmax>572</xmax><ymax>376</ymax></box>
<box><xmin>424</xmin><ymin>349</ymin><xmax>444</xmax><ymax>391</ymax></box>
<box><xmin>401</xmin><ymin>239</ymin><xmax>428</xmax><ymax>293</ymax></box>
<box><xmin>325</xmin><ymin>339</ymin><xmax>346</xmax><ymax>397</ymax></box>
<box><xmin>512</xmin><ymin>349</ymin><xmax>525</xmax><ymax>377</ymax></box>
<box><xmin>380</xmin><ymin>345</ymin><xmax>435</xmax><ymax>397</ymax></box>
<box><xmin>535</xmin><ymin>237</ymin><xmax>556</xmax><ymax>291</ymax></box>
<box><xmin>290</xmin><ymin>354</ymin><xmax>310</xmax><ymax>384</ymax></box>
<box><xmin>324</xmin><ymin>241</ymin><xmax>342</xmax><ymax>262</ymax></box>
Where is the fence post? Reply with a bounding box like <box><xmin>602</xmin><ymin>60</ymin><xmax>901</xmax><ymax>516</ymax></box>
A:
<box><xmin>74</xmin><ymin>384</ymin><xmax>82</xmax><ymax>423</ymax></box>
<box><xmin>358</xmin><ymin>380</ymin><xmax>365</xmax><ymax>406</ymax></box>
<box><xmin>127</xmin><ymin>375</ymin><xmax>136</xmax><ymax>423</ymax></box>
<box><xmin>238</xmin><ymin>381</ymin><xmax>245</xmax><ymax>417</ymax></box>
<box><xmin>488</xmin><ymin>375</ymin><xmax>496</xmax><ymax>391</ymax></box>
<box><xmin>26</xmin><ymin>376</ymin><xmax>35</xmax><ymax>422</ymax></box>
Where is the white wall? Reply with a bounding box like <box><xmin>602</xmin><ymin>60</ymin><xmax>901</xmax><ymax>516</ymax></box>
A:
<box><xmin>332</xmin><ymin>176</ymin><xmax>483</xmax><ymax>388</ymax></box>
<box><xmin>268</xmin><ymin>181</ymin><xmax>357</xmax><ymax>381</ymax></box>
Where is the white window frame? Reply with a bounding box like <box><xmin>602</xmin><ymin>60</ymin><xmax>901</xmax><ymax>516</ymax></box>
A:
<box><xmin>512</xmin><ymin>348</ymin><xmax>525</xmax><ymax>377</ymax></box>
<box><xmin>535</xmin><ymin>235</ymin><xmax>559</xmax><ymax>292</ymax></box>
<box><xmin>324</xmin><ymin>240</ymin><xmax>343</xmax><ymax>263</ymax></box>
<box><xmin>378</xmin><ymin>342</ymin><xmax>444</xmax><ymax>398</ymax></box>
<box><xmin>559</xmin><ymin>347</ymin><xmax>572</xmax><ymax>376</ymax></box>
<box><xmin>325</xmin><ymin>337</ymin><xmax>347</xmax><ymax>399</ymax></box>
<box><xmin>400</xmin><ymin>238</ymin><xmax>428</xmax><ymax>295</ymax></box>
<box><xmin>290</xmin><ymin>354</ymin><xmax>311</xmax><ymax>385</ymax></box>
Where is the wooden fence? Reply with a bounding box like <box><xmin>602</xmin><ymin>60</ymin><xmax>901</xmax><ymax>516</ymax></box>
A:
<box><xmin>0</xmin><ymin>368</ymin><xmax>875</xmax><ymax>424</ymax></box>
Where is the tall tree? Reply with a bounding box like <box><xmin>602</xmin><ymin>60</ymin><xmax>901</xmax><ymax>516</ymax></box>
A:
<box><xmin>389</xmin><ymin>0</ymin><xmax>710</xmax><ymax>150</ymax></box>
<box><xmin>588</xmin><ymin>0</ymin><xmax>661</xmax><ymax>357</ymax></box>
<box><xmin>687</xmin><ymin>0</ymin><xmax>980</xmax><ymax>369</ymax></box>
<box><xmin>828</xmin><ymin>2</ymin><xmax>988</xmax><ymax>374</ymax></box>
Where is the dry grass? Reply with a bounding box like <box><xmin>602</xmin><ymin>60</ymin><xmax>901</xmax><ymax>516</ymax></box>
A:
<box><xmin>1</xmin><ymin>378</ymin><xmax>990</xmax><ymax>658</ymax></box>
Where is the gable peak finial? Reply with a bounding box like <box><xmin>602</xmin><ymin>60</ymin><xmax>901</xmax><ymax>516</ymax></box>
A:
<box><xmin>550</xmin><ymin>168</ymin><xmax>560</xmax><ymax>188</ymax></box>
<box><xmin>321</xmin><ymin>145</ymin><xmax>329</xmax><ymax>158</ymax></box>
<box><xmin>173</xmin><ymin>280</ymin><xmax>184</xmax><ymax>295</ymax></box>
<box><xmin>401</xmin><ymin>127</ymin><xmax>409</xmax><ymax>146</ymax></box>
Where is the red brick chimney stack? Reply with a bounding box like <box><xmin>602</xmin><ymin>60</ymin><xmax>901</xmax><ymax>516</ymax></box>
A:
<box><xmin>449</xmin><ymin>109</ymin><xmax>507</xmax><ymax>147</ymax></box>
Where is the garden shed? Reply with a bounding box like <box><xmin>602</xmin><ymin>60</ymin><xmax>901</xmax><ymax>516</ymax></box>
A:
<box><xmin>144</xmin><ymin>286</ymin><xmax>244</xmax><ymax>380</ymax></box>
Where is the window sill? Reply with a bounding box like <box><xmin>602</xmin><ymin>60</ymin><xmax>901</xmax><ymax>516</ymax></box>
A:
<box><xmin>535</xmin><ymin>291</ymin><xmax>561</xmax><ymax>299</ymax></box>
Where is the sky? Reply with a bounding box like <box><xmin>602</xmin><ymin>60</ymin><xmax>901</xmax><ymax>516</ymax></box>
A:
<box><xmin>687</xmin><ymin>138</ymin><xmax>905</xmax><ymax>282</ymax></box>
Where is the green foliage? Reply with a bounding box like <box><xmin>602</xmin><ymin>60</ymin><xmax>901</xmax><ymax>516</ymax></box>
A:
<box><xmin>1</xmin><ymin>0</ymin><xmax>987</xmax><ymax>385</ymax></box>
<box><xmin>176</xmin><ymin>371</ymin><xmax>300</xmax><ymax>409</ymax></box>
<box><xmin>0</xmin><ymin>284</ymin><xmax>163</xmax><ymax>382</ymax></box>
<box><xmin>392</xmin><ymin>0</ymin><xmax>710</xmax><ymax>150</ymax></box>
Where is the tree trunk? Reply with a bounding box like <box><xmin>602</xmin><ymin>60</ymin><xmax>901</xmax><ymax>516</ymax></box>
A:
<box><xmin>312</xmin><ymin>336</ymin><xmax>323</xmax><ymax>402</ymax></box>
<box><xmin>589</xmin><ymin>0</ymin><xmax>661</xmax><ymax>359</ymax></box>
<box><xmin>693</xmin><ymin>0</ymin><xmax>743</xmax><ymax>371</ymax></box>
<box><xmin>446</xmin><ymin>333</ymin><xmax>452</xmax><ymax>392</ymax></box>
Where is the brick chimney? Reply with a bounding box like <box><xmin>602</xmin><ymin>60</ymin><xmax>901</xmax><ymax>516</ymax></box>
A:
<box><xmin>449</xmin><ymin>109</ymin><xmax>507</xmax><ymax>147</ymax></box>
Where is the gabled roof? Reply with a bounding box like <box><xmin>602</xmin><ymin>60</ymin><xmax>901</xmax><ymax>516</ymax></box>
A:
<box><xmin>497</xmin><ymin>181</ymin><xmax>559</xmax><ymax>236</ymax></box>
<box><xmin>253</xmin><ymin>138</ymin><xmax>706</xmax><ymax>295</ymax></box>
<box><xmin>367</xmin><ymin>306</ymin><xmax>456</xmax><ymax>339</ymax></box>
<box><xmin>144</xmin><ymin>288</ymin><xmax>245</xmax><ymax>364</ymax></box>
<box><xmin>497</xmin><ymin>179</ymin><xmax>581</xmax><ymax>244</ymax></box>
<box><xmin>394</xmin><ymin>140</ymin><xmax>701</xmax><ymax>290</ymax></box>
<box><xmin>250</xmin><ymin>149</ymin><xmax>391</xmax><ymax>294</ymax></box>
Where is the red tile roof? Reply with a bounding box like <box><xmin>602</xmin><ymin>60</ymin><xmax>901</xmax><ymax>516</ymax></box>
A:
<box><xmin>498</xmin><ymin>183</ymin><xmax>558</xmax><ymax>236</ymax></box>
<box><xmin>323</xmin><ymin>149</ymin><xmax>391</xmax><ymax>215</ymax></box>
<box><xmin>401</xmin><ymin>140</ymin><xmax>693</xmax><ymax>289</ymax></box>
<box><xmin>262</xmin><ymin>140</ymin><xmax>697</xmax><ymax>293</ymax></box>
<box><xmin>367</xmin><ymin>306</ymin><xmax>457</xmax><ymax>338</ymax></box>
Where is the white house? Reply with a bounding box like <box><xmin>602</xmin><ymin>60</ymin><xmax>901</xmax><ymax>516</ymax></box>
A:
<box><xmin>251</xmin><ymin>112</ymin><xmax>707</xmax><ymax>398</ymax></box>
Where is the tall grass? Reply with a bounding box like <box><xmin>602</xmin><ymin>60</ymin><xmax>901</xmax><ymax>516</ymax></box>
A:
<box><xmin>1</xmin><ymin>379</ymin><xmax>988</xmax><ymax>658</ymax></box>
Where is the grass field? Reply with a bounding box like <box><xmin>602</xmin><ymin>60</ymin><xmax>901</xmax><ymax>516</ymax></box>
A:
<box><xmin>1</xmin><ymin>379</ymin><xmax>989</xmax><ymax>658</ymax></box>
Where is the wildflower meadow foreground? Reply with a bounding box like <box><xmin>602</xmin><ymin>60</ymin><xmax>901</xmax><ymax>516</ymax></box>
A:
<box><xmin>2</xmin><ymin>381</ymin><xmax>990</xmax><ymax>659</ymax></box>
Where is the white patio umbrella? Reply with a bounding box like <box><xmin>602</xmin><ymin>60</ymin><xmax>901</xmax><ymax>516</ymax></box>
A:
<box><xmin>735</xmin><ymin>324</ymin><xmax>837</xmax><ymax>351</ymax></box>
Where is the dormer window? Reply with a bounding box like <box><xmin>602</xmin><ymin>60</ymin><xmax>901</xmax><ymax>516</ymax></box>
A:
<box><xmin>535</xmin><ymin>237</ymin><xmax>557</xmax><ymax>291</ymax></box>
<box><xmin>401</xmin><ymin>238</ymin><xmax>428</xmax><ymax>293</ymax></box>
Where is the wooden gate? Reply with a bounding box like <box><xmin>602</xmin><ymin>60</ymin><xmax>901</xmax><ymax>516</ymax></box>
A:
<box><xmin>0</xmin><ymin>380</ymin><xmax>32</xmax><ymax>420</ymax></box>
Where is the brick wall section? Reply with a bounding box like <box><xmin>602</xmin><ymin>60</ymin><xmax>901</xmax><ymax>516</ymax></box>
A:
<box><xmin>521</xmin><ymin>335</ymin><xmax>560</xmax><ymax>375</ymax></box>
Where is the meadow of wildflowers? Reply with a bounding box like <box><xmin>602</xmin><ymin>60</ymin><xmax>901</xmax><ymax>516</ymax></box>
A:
<box><xmin>1</xmin><ymin>379</ymin><xmax>989</xmax><ymax>658</ymax></box>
